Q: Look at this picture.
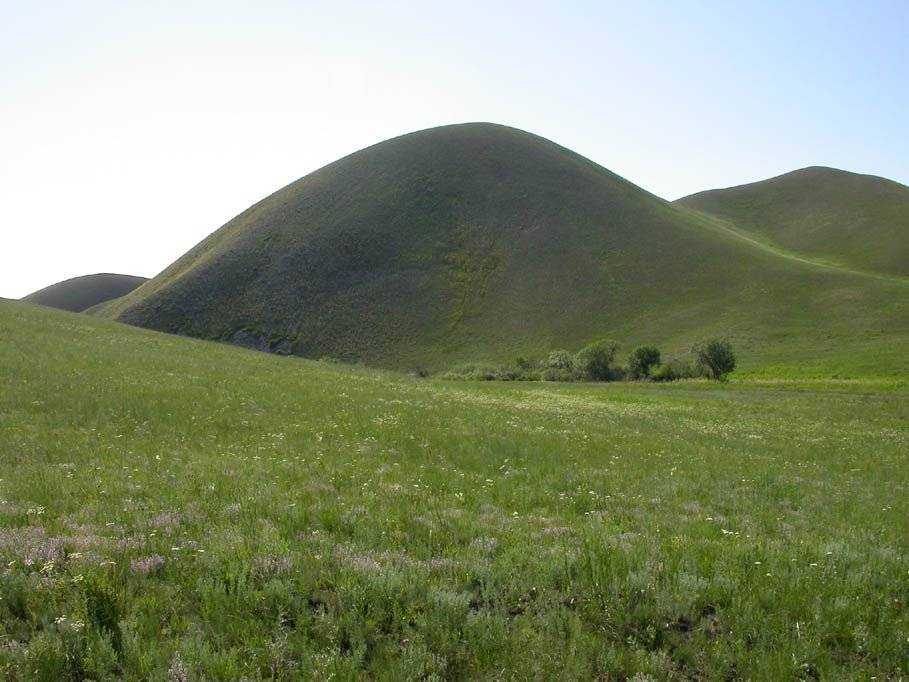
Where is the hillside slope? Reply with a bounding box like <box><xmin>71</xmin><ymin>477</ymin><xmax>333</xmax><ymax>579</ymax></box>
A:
<box><xmin>94</xmin><ymin>124</ymin><xmax>907</xmax><ymax>375</ymax></box>
<box><xmin>0</xmin><ymin>299</ymin><xmax>906</xmax><ymax>677</ymax></box>
<box><xmin>23</xmin><ymin>273</ymin><xmax>147</xmax><ymax>312</ymax></box>
<box><xmin>676</xmin><ymin>167</ymin><xmax>909</xmax><ymax>277</ymax></box>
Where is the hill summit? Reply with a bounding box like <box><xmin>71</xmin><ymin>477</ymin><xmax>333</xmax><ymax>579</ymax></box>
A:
<box><xmin>677</xmin><ymin>166</ymin><xmax>909</xmax><ymax>277</ymax></box>
<box><xmin>94</xmin><ymin>123</ymin><xmax>907</xmax><ymax>374</ymax></box>
<box><xmin>23</xmin><ymin>273</ymin><xmax>147</xmax><ymax>312</ymax></box>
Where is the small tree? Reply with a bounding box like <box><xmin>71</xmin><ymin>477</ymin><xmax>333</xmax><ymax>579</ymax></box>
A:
<box><xmin>628</xmin><ymin>345</ymin><xmax>661</xmax><ymax>379</ymax></box>
<box><xmin>575</xmin><ymin>340</ymin><xmax>619</xmax><ymax>381</ymax></box>
<box><xmin>696</xmin><ymin>339</ymin><xmax>736</xmax><ymax>381</ymax></box>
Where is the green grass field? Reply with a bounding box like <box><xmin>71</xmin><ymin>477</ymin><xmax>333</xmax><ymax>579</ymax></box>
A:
<box><xmin>1</xmin><ymin>299</ymin><xmax>906</xmax><ymax>679</ymax></box>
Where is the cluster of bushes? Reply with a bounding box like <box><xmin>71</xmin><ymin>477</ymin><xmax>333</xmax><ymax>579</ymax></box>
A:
<box><xmin>440</xmin><ymin>339</ymin><xmax>736</xmax><ymax>383</ymax></box>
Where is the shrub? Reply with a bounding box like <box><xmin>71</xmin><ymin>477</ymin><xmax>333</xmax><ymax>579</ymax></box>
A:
<box><xmin>541</xmin><ymin>350</ymin><xmax>578</xmax><ymax>381</ymax></box>
<box><xmin>546</xmin><ymin>350</ymin><xmax>575</xmax><ymax>370</ymax></box>
<box><xmin>609</xmin><ymin>364</ymin><xmax>627</xmax><ymax>381</ymax></box>
<box><xmin>574</xmin><ymin>340</ymin><xmax>619</xmax><ymax>381</ymax></box>
<box><xmin>650</xmin><ymin>362</ymin><xmax>676</xmax><ymax>382</ymax></box>
<box><xmin>696</xmin><ymin>339</ymin><xmax>737</xmax><ymax>381</ymax></box>
<box><xmin>627</xmin><ymin>346</ymin><xmax>661</xmax><ymax>379</ymax></box>
<box><xmin>514</xmin><ymin>356</ymin><xmax>533</xmax><ymax>371</ymax></box>
<box><xmin>517</xmin><ymin>366</ymin><xmax>542</xmax><ymax>381</ymax></box>
<box><xmin>649</xmin><ymin>355</ymin><xmax>711</xmax><ymax>382</ymax></box>
<box><xmin>438</xmin><ymin>340</ymin><xmax>730</xmax><ymax>384</ymax></box>
<box><xmin>541</xmin><ymin>367</ymin><xmax>574</xmax><ymax>381</ymax></box>
<box><xmin>649</xmin><ymin>359</ymin><xmax>694</xmax><ymax>382</ymax></box>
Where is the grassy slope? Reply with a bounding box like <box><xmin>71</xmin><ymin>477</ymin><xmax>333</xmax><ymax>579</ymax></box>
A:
<box><xmin>23</xmin><ymin>274</ymin><xmax>147</xmax><ymax>313</ymax></box>
<box><xmin>1</xmin><ymin>299</ymin><xmax>907</xmax><ymax>678</ymax></box>
<box><xmin>677</xmin><ymin>166</ymin><xmax>909</xmax><ymax>278</ymax></box>
<box><xmin>93</xmin><ymin>124</ymin><xmax>908</xmax><ymax>378</ymax></box>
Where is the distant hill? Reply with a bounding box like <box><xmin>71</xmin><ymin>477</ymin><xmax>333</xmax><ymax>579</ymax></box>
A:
<box><xmin>676</xmin><ymin>167</ymin><xmax>909</xmax><ymax>277</ymax></box>
<box><xmin>92</xmin><ymin>123</ymin><xmax>907</xmax><ymax>376</ymax></box>
<box><xmin>23</xmin><ymin>273</ymin><xmax>147</xmax><ymax>312</ymax></box>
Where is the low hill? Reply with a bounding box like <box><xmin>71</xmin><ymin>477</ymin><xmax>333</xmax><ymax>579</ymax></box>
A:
<box><xmin>22</xmin><ymin>273</ymin><xmax>147</xmax><ymax>312</ymax></box>
<box><xmin>0</xmin><ymin>298</ymin><xmax>906</xmax><ymax>677</ymax></box>
<box><xmin>676</xmin><ymin>166</ymin><xmax>909</xmax><ymax>277</ymax></box>
<box><xmin>93</xmin><ymin>124</ymin><xmax>907</xmax><ymax>376</ymax></box>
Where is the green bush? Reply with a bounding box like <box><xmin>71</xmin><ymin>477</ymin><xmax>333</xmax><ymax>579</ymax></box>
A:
<box><xmin>574</xmin><ymin>340</ymin><xmax>618</xmax><ymax>381</ymax></box>
<box><xmin>514</xmin><ymin>356</ymin><xmax>533</xmax><ymax>371</ymax></box>
<box><xmin>546</xmin><ymin>350</ymin><xmax>575</xmax><ymax>370</ymax></box>
<box><xmin>541</xmin><ymin>367</ymin><xmax>575</xmax><ymax>381</ymax></box>
<box><xmin>628</xmin><ymin>346</ymin><xmax>661</xmax><ymax>379</ymax></box>
<box><xmin>542</xmin><ymin>350</ymin><xmax>579</xmax><ymax>381</ymax></box>
<box><xmin>650</xmin><ymin>362</ymin><xmax>676</xmax><ymax>382</ymax></box>
<box><xmin>650</xmin><ymin>357</ymin><xmax>708</xmax><ymax>382</ymax></box>
<box><xmin>439</xmin><ymin>340</ymin><xmax>735</xmax><ymax>384</ymax></box>
<box><xmin>696</xmin><ymin>339</ymin><xmax>737</xmax><ymax>381</ymax></box>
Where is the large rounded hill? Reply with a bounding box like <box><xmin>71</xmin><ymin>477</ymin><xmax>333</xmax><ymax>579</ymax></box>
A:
<box><xmin>94</xmin><ymin>123</ymin><xmax>907</xmax><ymax>375</ymax></box>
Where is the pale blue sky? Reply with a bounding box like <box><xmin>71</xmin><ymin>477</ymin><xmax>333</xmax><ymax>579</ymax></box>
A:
<box><xmin>2</xmin><ymin>0</ymin><xmax>907</xmax><ymax>297</ymax></box>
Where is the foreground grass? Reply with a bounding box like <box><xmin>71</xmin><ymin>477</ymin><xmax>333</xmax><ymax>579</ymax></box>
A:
<box><xmin>1</xmin><ymin>300</ymin><xmax>907</xmax><ymax>679</ymax></box>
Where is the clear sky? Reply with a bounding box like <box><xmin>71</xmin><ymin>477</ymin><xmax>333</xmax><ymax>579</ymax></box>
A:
<box><xmin>2</xmin><ymin>0</ymin><xmax>907</xmax><ymax>298</ymax></box>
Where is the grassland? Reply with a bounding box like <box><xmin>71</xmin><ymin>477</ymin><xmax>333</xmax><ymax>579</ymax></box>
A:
<box><xmin>91</xmin><ymin>124</ymin><xmax>908</xmax><ymax>377</ymax></box>
<box><xmin>677</xmin><ymin>166</ymin><xmax>909</xmax><ymax>278</ymax></box>
<box><xmin>22</xmin><ymin>274</ymin><xmax>147</xmax><ymax>313</ymax></box>
<box><xmin>1</xmin><ymin>299</ymin><xmax>906</xmax><ymax>679</ymax></box>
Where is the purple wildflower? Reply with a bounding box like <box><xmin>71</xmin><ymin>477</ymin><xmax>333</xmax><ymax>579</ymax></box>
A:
<box><xmin>130</xmin><ymin>554</ymin><xmax>165</xmax><ymax>575</ymax></box>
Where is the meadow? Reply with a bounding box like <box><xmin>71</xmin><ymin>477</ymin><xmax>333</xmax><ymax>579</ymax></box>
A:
<box><xmin>1</xmin><ymin>299</ymin><xmax>907</xmax><ymax>679</ymax></box>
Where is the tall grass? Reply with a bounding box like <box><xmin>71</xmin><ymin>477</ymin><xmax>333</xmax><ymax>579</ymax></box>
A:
<box><xmin>1</xmin><ymin>301</ymin><xmax>906</xmax><ymax>678</ymax></box>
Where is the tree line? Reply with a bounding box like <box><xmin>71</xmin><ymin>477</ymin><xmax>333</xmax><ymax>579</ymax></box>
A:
<box><xmin>438</xmin><ymin>339</ymin><xmax>736</xmax><ymax>382</ymax></box>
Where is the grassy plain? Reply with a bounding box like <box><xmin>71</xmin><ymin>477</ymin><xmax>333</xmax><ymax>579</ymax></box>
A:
<box><xmin>1</xmin><ymin>300</ymin><xmax>907</xmax><ymax>679</ymax></box>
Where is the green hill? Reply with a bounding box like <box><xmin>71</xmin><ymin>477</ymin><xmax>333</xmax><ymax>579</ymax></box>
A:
<box><xmin>0</xmin><ymin>298</ymin><xmax>906</xmax><ymax>677</ymax></box>
<box><xmin>93</xmin><ymin>124</ymin><xmax>907</xmax><ymax>377</ymax></box>
<box><xmin>23</xmin><ymin>273</ymin><xmax>147</xmax><ymax>312</ymax></box>
<box><xmin>676</xmin><ymin>166</ymin><xmax>909</xmax><ymax>277</ymax></box>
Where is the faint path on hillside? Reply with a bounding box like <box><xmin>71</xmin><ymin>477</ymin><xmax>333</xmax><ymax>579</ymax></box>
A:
<box><xmin>683</xmin><ymin>208</ymin><xmax>909</xmax><ymax>287</ymax></box>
